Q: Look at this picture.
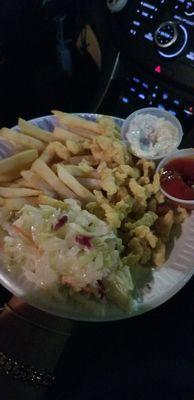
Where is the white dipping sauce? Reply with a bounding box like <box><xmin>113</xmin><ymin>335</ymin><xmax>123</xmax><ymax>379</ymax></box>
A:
<box><xmin>125</xmin><ymin>114</ymin><xmax>180</xmax><ymax>158</ymax></box>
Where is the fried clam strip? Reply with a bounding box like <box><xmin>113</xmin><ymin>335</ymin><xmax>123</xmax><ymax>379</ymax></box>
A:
<box><xmin>0</xmin><ymin>128</ymin><xmax>45</xmax><ymax>153</ymax></box>
<box><xmin>31</xmin><ymin>158</ymin><xmax>78</xmax><ymax>199</ymax></box>
<box><xmin>18</xmin><ymin>118</ymin><xmax>51</xmax><ymax>143</ymax></box>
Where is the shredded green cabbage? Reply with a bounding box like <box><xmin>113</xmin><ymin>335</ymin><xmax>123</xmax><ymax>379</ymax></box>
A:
<box><xmin>2</xmin><ymin>199</ymin><xmax>133</xmax><ymax>311</ymax></box>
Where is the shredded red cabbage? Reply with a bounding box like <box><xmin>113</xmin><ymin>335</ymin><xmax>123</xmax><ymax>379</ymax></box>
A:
<box><xmin>54</xmin><ymin>215</ymin><xmax>68</xmax><ymax>230</ymax></box>
<box><xmin>75</xmin><ymin>235</ymin><xmax>93</xmax><ymax>249</ymax></box>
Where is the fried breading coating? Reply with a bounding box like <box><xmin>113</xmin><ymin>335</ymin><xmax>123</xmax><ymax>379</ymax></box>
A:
<box><xmin>137</xmin><ymin>159</ymin><xmax>155</xmax><ymax>185</ymax></box>
<box><xmin>145</xmin><ymin>173</ymin><xmax>160</xmax><ymax>196</ymax></box>
<box><xmin>154</xmin><ymin>210</ymin><xmax>174</xmax><ymax>242</ymax></box>
<box><xmin>174</xmin><ymin>206</ymin><xmax>189</xmax><ymax>224</ymax></box>
<box><xmin>125</xmin><ymin>211</ymin><xmax>158</xmax><ymax>230</ymax></box>
<box><xmin>91</xmin><ymin>136</ymin><xmax>129</xmax><ymax>166</ymax></box>
<box><xmin>129</xmin><ymin>178</ymin><xmax>147</xmax><ymax>205</ymax></box>
<box><xmin>132</xmin><ymin>225</ymin><xmax>158</xmax><ymax>248</ymax></box>
<box><xmin>152</xmin><ymin>239</ymin><xmax>166</xmax><ymax>267</ymax></box>
<box><xmin>97</xmin><ymin>161</ymin><xmax>117</xmax><ymax>196</ymax></box>
<box><xmin>114</xmin><ymin>164</ymin><xmax>140</xmax><ymax>185</ymax></box>
<box><xmin>147</xmin><ymin>198</ymin><xmax>157</xmax><ymax>212</ymax></box>
<box><xmin>155</xmin><ymin>191</ymin><xmax>165</xmax><ymax>204</ymax></box>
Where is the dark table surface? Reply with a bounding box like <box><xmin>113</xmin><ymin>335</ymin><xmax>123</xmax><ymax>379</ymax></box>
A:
<box><xmin>52</xmin><ymin>277</ymin><xmax>194</xmax><ymax>400</ymax></box>
<box><xmin>1</xmin><ymin>276</ymin><xmax>194</xmax><ymax>400</ymax></box>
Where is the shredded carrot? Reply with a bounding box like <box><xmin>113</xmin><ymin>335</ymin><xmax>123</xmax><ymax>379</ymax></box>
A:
<box><xmin>60</xmin><ymin>276</ymin><xmax>77</xmax><ymax>287</ymax></box>
<box><xmin>82</xmin><ymin>286</ymin><xmax>94</xmax><ymax>294</ymax></box>
<box><xmin>60</xmin><ymin>276</ymin><xmax>94</xmax><ymax>294</ymax></box>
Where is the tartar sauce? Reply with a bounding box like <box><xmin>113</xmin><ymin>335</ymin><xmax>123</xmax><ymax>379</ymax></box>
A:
<box><xmin>125</xmin><ymin>114</ymin><xmax>180</xmax><ymax>158</ymax></box>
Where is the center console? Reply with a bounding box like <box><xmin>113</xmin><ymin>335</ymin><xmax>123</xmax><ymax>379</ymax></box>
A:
<box><xmin>102</xmin><ymin>0</ymin><xmax>194</xmax><ymax>138</ymax></box>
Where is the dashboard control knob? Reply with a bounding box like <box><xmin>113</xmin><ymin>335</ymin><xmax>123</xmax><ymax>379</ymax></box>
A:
<box><xmin>184</xmin><ymin>1</ymin><xmax>194</xmax><ymax>17</ymax></box>
<box><xmin>106</xmin><ymin>0</ymin><xmax>128</xmax><ymax>13</ymax></box>
<box><xmin>155</xmin><ymin>21</ymin><xmax>178</xmax><ymax>49</ymax></box>
<box><xmin>154</xmin><ymin>21</ymin><xmax>188</xmax><ymax>58</ymax></box>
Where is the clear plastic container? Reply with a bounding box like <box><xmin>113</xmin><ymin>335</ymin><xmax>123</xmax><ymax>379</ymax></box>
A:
<box><xmin>121</xmin><ymin>107</ymin><xmax>183</xmax><ymax>161</ymax></box>
<box><xmin>156</xmin><ymin>148</ymin><xmax>194</xmax><ymax>209</ymax></box>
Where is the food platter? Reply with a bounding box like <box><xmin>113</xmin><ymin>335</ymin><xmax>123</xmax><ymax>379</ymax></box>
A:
<box><xmin>0</xmin><ymin>113</ymin><xmax>193</xmax><ymax>322</ymax></box>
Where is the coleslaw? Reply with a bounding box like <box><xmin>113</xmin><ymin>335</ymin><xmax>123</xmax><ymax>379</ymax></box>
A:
<box><xmin>1</xmin><ymin>199</ymin><xmax>134</xmax><ymax>311</ymax></box>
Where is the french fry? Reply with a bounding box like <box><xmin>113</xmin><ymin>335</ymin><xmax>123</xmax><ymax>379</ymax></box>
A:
<box><xmin>57</xmin><ymin>164</ymin><xmax>95</xmax><ymax>202</ymax></box>
<box><xmin>51</xmin><ymin>142</ymin><xmax>70</xmax><ymax>161</ymax></box>
<box><xmin>4</xmin><ymin>197</ymin><xmax>39</xmax><ymax>210</ymax></box>
<box><xmin>0</xmin><ymin>187</ymin><xmax>42</xmax><ymax>198</ymax></box>
<box><xmin>52</xmin><ymin>110</ymin><xmax>102</xmax><ymax>135</ymax></box>
<box><xmin>55</xmin><ymin>164</ymin><xmax>86</xmax><ymax>177</ymax></box>
<box><xmin>0</xmin><ymin>149</ymin><xmax>38</xmax><ymax>175</ymax></box>
<box><xmin>0</xmin><ymin>128</ymin><xmax>45</xmax><ymax>152</ymax></box>
<box><xmin>38</xmin><ymin>195</ymin><xmax>68</xmax><ymax>210</ymax></box>
<box><xmin>31</xmin><ymin>158</ymin><xmax>77</xmax><ymax>199</ymax></box>
<box><xmin>66</xmin><ymin>126</ymin><xmax>98</xmax><ymax>140</ymax></box>
<box><xmin>0</xmin><ymin>197</ymin><xmax>5</xmax><ymax>206</ymax></box>
<box><xmin>56</xmin><ymin>163</ymin><xmax>99</xmax><ymax>178</ymax></box>
<box><xmin>18</xmin><ymin>118</ymin><xmax>51</xmax><ymax>143</ymax></box>
<box><xmin>39</xmin><ymin>143</ymin><xmax>56</xmax><ymax>164</ymax></box>
<box><xmin>53</xmin><ymin>127</ymin><xmax>82</xmax><ymax>143</ymax></box>
<box><xmin>77</xmin><ymin>177</ymin><xmax>101</xmax><ymax>190</ymax></box>
<box><xmin>9</xmin><ymin>179</ymin><xmax>27</xmax><ymax>187</ymax></box>
<box><xmin>21</xmin><ymin>170</ymin><xmax>56</xmax><ymax>196</ymax></box>
<box><xmin>0</xmin><ymin>172</ymin><xmax>22</xmax><ymax>182</ymax></box>
<box><xmin>87</xmin><ymin>170</ymin><xmax>99</xmax><ymax>179</ymax></box>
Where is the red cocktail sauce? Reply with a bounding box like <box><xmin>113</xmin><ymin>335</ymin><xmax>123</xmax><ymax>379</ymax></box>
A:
<box><xmin>160</xmin><ymin>157</ymin><xmax>194</xmax><ymax>200</ymax></box>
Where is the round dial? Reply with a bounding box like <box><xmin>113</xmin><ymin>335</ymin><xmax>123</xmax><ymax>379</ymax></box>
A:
<box><xmin>155</xmin><ymin>22</ymin><xmax>178</xmax><ymax>49</ymax></box>
<box><xmin>154</xmin><ymin>21</ymin><xmax>188</xmax><ymax>59</ymax></box>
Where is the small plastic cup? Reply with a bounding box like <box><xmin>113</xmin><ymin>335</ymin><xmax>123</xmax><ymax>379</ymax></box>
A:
<box><xmin>156</xmin><ymin>148</ymin><xmax>194</xmax><ymax>209</ymax></box>
<box><xmin>121</xmin><ymin>107</ymin><xmax>183</xmax><ymax>161</ymax></box>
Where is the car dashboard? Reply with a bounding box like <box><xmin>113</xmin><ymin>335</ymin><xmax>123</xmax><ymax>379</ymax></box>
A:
<box><xmin>101</xmin><ymin>0</ymin><xmax>194</xmax><ymax>141</ymax></box>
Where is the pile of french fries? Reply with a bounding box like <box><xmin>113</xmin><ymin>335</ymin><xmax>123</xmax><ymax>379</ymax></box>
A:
<box><xmin>0</xmin><ymin>111</ymin><xmax>112</xmax><ymax>211</ymax></box>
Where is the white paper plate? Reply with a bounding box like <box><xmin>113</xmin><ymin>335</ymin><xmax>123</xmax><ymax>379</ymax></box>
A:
<box><xmin>0</xmin><ymin>114</ymin><xmax>193</xmax><ymax>322</ymax></box>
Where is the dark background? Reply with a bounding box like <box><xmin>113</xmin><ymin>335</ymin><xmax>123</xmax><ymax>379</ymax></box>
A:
<box><xmin>0</xmin><ymin>1</ymin><xmax>194</xmax><ymax>399</ymax></box>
